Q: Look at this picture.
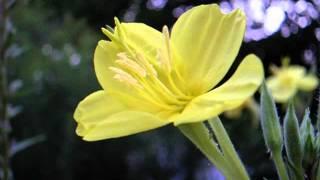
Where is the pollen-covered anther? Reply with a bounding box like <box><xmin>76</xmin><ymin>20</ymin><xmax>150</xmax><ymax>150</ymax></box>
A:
<box><xmin>116</xmin><ymin>53</ymin><xmax>147</xmax><ymax>77</ymax></box>
<box><xmin>109</xmin><ymin>67</ymin><xmax>143</xmax><ymax>89</ymax></box>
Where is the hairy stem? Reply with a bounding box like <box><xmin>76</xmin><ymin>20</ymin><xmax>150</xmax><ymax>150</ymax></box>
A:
<box><xmin>273</xmin><ymin>152</ymin><xmax>289</xmax><ymax>180</ymax></box>
<box><xmin>206</xmin><ymin>117</ymin><xmax>250</xmax><ymax>180</ymax></box>
<box><xmin>0</xmin><ymin>0</ymin><xmax>10</xmax><ymax>179</ymax></box>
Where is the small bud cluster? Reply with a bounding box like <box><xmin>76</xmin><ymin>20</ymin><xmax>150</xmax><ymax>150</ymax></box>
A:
<box><xmin>260</xmin><ymin>81</ymin><xmax>320</xmax><ymax>179</ymax></box>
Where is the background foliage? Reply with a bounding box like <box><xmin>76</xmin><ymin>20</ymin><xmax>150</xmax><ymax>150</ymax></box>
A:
<box><xmin>7</xmin><ymin>0</ymin><xmax>320</xmax><ymax>179</ymax></box>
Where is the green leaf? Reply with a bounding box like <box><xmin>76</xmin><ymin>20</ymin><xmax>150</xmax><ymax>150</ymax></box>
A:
<box><xmin>283</xmin><ymin>100</ymin><xmax>304</xmax><ymax>179</ymax></box>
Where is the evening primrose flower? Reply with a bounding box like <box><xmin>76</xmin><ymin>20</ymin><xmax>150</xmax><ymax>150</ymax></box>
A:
<box><xmin>266</xmin><ymin>57</ymin><xmax>318</xmax><ymax>103</ymax></box>
<box><xmin>74</xmin><ymin>4</ymin><xmax>264</xmax><ymax>141</ymax></box>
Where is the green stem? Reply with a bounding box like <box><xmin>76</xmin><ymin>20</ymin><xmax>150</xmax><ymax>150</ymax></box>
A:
<box><xmin>292</xmin><ymin>165</ymin><xmax>305</xmax><ymax>180</ymax></box>
<box><xmin>178</xmin><ymin>118</ymin><xmax>250</xmax><ymax>180</ymax></box>
<box><xmin>0</xmin><ymin>0</ymin><xmax>10</xmax><ymax>179</ymax></box>
<box><xmin>273</xmin><ymin>152</ymin><xmax>289</xmax><ymax>180</ymax></box>
<box><xmin>316</xmin><ymin>161</ymin><xmax>320</xmax><ymax>180</ymax></box>
<box><xmin>0</xmin><ymin>62</ymin><xmax>9</xmax><ymax>180</ymax></box>
<box><xmin>207</xmin><ymin>117</ymin><xmax>249</xmax><ymax>180</ymax></box>
<box><xmin>178</xmin><ymin>123</ymin><xmax>236</xmax><ymax>179</ymax></box>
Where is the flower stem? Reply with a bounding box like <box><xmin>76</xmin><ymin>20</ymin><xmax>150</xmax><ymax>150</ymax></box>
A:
<box><xmin>273</xmin><ymin>152</ymin><xmax>289</xmax><ymax>180</ymax></box>
<box><xmin>178</xmin><ymin>122</ymin><xmax>236</xmax><ymax>179</ymax></box>
<box><xmin>0</xmin><ymin>0</ymin><xmax>11</xmax><ymax>179</ymax></box>
<box><xmin>206</xmin><ymin>117</ymin><xmax>250</xmax><ymax>180</ymax></box>
<box><xmin>178</xmin><ymin>117</ymin><xmax>250</xmax><ymax>180</ymax></box>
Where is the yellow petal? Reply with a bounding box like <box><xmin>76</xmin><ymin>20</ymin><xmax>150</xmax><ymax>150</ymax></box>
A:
<box><xmin>94</xmin><ymin>40</ymin><xmax>120</xmax><ymax>90</ymax></box>
<box><xmin>74</xmin><ymin>90</ymin><xmax>125</xmax><ymax>137</ymax></box>
<box><xmin>266</xmin><ymin>65</ymin><xmax>308</xmax><ymax>103</ymax></box>
<box><xmin>266</xmin><ymin>75</ymin><xmax>298</xmax><ymax>103</ymax></box>
<box><xmin>171</xmin><ymin>4</ymin><xmax>246</xmax><ymax>95</ymax></box>
<box><xmin>285</xmin><ymin>66</ymin><xmax>305</xmax><ymax>77</ymax></box>
<box><xmin>74</xmin><ymin>91</ymin><xmax>169</xmax><ymax>141</ymax></box>
<box><xmin>172</xmin><ymin>54</ymin><xmax>263</xmax><ymax>125</ymax></box>
<box><xmin>298</xmin><ymin>74</ymin><xmax>318</xmax><ymax>91</ymax></box>
<box><xmin>83</xmin><ymin>111</ymin><xmax>169</xmax><ymax>141</ymax></box>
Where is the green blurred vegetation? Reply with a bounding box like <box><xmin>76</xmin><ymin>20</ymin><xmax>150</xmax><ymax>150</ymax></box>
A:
<box><xmin>3</xmin><ymin>0</ymin><xmax>319</xmax><ymax>180</ymax></box>
<box><xmin>10</xmin><ymin>1</ymin><xmax>99</xmax><ymax>179</ymax></box>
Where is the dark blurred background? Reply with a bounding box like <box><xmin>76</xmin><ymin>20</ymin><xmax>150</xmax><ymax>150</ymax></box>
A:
<box><xmin>7</xmin><ymin>0</ymin><xmax>320</xmax><ymax>179</ymax></box>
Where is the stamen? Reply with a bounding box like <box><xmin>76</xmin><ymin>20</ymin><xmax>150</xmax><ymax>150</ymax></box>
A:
<box><xmin>157</xmin><ymin>25</ymin><xmax>172</xmax><ymax>72</ymax></box>
<box><xmin>116</xmin><ymin>53</ymin><xmax>147</xmax><ymax>77</ymax></box>
<box><xmin>114</xmin><ymin>17</ymin><xmax>126</xmax><ymax>41</ymax></box>
<box><xmin>162</xmin><ymin>25</ymin><xmax>171</xmax><ymax>48</ymax></box>
<box><xmin>101</xmin><ymin>28</ymin><xmax>118</xmax><ymax>43</ymax></box>
<box><xmin>135</xmin><ymin>52</ymin><xmax>158</xmax><ymax>77</ymax></box>
<box><xmin>109</xmin><ymin>67</ymin><xmax>143</xmax><ymax>89</ymax></box>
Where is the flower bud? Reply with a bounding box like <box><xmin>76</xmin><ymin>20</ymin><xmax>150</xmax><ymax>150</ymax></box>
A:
<box><xmin>300</xmin><ymin>109</ymin><xmax>316</xmax><ymax>167</ymax></box>
<box><xmin>283</xmin><ymin>101</ymin><xmax>303</xmax><ymax>176</ymax></box>
<box><xmin>260</xmin><ymin>82</ymin><xmax>283</xmax><ymax>152</ymax></box>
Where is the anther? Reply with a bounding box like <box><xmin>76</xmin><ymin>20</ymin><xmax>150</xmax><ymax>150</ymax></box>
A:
<box><xmin>116</xmin><ymin>53</ymin><xmax>147</xmax><ymax>77</ymax></box>
<box><xmin>135</xmin><ymin>53</ymin><xmax>158</xmax><ymax>77</ymax></box>
<box><xmin>109</xmin><ymin>67</ymin><xmax>143</xmax><ymax>89</ymax></box>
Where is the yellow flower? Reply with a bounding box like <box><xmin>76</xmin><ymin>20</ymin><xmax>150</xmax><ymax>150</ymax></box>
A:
<box><xmin>74</xmin><ymin>4</ymin><xmax>264</xmax><ymax>141</ymax></box>
<box><xmin>266</xmin><ymin>57</ymin><xmax>318</xmax><ymax>103</ymax></box>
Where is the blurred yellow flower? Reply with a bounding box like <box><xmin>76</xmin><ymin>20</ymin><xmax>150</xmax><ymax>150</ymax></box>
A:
<box><xmin>74</xmin><ymin>4</ymin><xmax>264</xmax><ymax>141</ymax></box>
<box><xmin>267</xmin><ymin>57</ymin><xmax>318</xmax><ymax>103</ymax></box>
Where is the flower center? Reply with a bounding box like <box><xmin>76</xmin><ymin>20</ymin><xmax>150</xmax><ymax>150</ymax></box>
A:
<box><xmin>108</xmin><ymin>26</ymin><xmax>192</xmax><ymax>114</ymax></box>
